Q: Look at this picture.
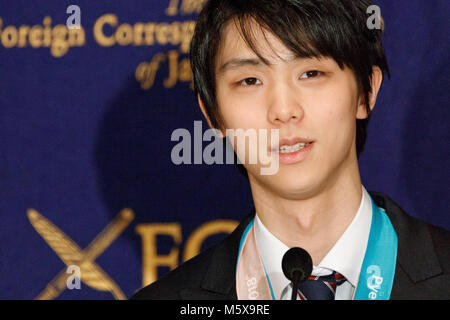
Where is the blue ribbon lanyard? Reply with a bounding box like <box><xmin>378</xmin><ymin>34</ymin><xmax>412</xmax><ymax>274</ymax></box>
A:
<box><xmin>353</xmin><ymin>197</ymin><xmax>398</xmax><ymax>300</ymax></box>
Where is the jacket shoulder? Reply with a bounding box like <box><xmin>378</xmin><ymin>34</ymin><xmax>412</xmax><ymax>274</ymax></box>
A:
<box><xmin>130</xmin><ymin>244</ymin><xmax>217</xmax><ymax>300</ymax></box>
<box><xmin>428</xmin><ymin>223</ymin><xmax>450</xmax><ymax>273</ymax></box>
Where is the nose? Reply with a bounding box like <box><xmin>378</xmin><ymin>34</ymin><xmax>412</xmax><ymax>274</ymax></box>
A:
<box><xmin>267</xmin><ymin>82</ymin><xmax>304</xmax><ymax>125</ymax></box>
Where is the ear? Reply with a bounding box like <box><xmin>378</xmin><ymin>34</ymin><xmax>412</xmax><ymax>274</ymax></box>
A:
<box><xmin>356</xmin><ymin>66</ymin><xmax>383</xmax><ymax>119</ymax></box>
<box><xmin>197</xmin><ymin>94</ymin><xmax>224</xmax><ymax>138</ymax></box>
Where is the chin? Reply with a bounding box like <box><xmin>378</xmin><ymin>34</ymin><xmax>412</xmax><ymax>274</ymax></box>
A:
<box><xmin>256</xmin><ymin>166</ymin><xmax>324</xmax><ymax>200</ymax></box>
<box><xmin>276</xmin><ymin>181</ymin><xmax>321</xmax><ymax>200</ymax></box>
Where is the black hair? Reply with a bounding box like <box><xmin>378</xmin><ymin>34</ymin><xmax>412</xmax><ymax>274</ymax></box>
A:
<box><xmin>190</xmin><ymin>0</ymin><xmax>389</xmax><ymax>157</ymax></box>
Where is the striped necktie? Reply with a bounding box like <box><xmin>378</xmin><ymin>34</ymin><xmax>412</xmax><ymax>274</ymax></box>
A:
<box><xmin>295</xmin><ymin>271</ymin><xmax>346</xmax><ymax>300</ymax></box>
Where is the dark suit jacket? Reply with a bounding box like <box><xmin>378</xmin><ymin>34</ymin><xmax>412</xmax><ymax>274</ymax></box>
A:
<box><xmin>131</xmin><ymin>192</ymin><xmax>450</xmax><ymax>300</ymax></box>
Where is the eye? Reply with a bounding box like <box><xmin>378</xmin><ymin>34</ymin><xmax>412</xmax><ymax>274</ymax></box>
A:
<box><xmin>299</xmin><ymin>70</ymin><xmax>322</xmax><ymax>79</ymax></box>
<box><xmin>238</xmin><ymin>77</ymin><xmax>262</xmax><ymax>86</ymax></box>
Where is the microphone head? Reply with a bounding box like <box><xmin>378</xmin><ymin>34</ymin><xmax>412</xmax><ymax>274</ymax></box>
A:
<box><xmin>282</xmin><ymin>247</ymin><xmax>313</xmax><ymax>283</ymax></box>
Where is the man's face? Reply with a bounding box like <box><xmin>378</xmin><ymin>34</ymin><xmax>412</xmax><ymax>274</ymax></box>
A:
<box><xmin>213</xmin><ymin>21</ymin><xmax>367</xmax><ymax>200</ymax></box>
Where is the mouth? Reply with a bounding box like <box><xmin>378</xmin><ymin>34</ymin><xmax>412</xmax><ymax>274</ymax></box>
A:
<box><xmin>278</xmin><ymin>141</ymin><xmax>313</xmax><ymax>154</ymax></box>
<box><xmin>270</xmin><ymin>138</ymin><xmax>314</xmax><ymax>165</ymax></box>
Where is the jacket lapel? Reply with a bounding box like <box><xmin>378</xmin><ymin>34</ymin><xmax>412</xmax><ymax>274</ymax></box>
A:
<box><xmin>369</xmin><ymin>192</ymin><xmax>442</xmax><ymax>298</ymax></box>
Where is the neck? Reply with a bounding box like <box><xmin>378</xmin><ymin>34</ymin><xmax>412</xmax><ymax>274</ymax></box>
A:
<box><xmin>249</xmin><ymin>160</ymin><xmax>363</xmax><ymax>265</ymax></box>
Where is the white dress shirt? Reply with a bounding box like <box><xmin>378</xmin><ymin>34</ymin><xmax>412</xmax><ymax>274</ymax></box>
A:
<box><xmin>254</xmin><ymin>185</ymin><xmax>373</xmax><ymax>300</ymax></box>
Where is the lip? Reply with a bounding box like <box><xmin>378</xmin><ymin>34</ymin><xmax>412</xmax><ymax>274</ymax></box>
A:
<box><xmin>270</xmin><ymin>138</ymin><xmax>315</xmax><ymax>165</ymax></box>
<box><xmin>269</xmin><ymin>137</ymin><xmax>315</xmax><ymax>151</ymax></box>
<box><xmin>277</xmin><ymin>137</ymin><xmax>313</xmax><ymax>148</ymax></box>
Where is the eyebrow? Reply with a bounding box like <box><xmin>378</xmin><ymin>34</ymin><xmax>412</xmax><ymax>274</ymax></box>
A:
<box><xmin>218</xmin><ymin>58</ymin><xmax>263</xmax><ymax>73</ymax></box>
<box><xmin>218</xmin><ymin>56</ymin><xmax>303</xmax><ymax>73</ymax></box>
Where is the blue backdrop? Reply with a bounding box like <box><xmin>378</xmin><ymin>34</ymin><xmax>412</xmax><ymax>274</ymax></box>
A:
<box><xmin>0</xmin><ymin>0</ymin><xmax>449</xmax><ymax>299</ymax></box>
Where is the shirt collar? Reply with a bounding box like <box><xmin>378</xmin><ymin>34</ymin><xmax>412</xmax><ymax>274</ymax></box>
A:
<box><xmin>254</xmin><ymin>185</ymin><xmax>372</xmax><ymax>299</ymax></box>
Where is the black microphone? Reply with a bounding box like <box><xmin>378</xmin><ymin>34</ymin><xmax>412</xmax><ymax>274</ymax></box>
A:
<box><xmin>282</xmin><ymin>247</ymin><xmax>313</xmax><ymax>300</ymax></box>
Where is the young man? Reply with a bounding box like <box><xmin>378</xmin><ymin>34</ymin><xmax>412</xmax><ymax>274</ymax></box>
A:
<box><xmin>133</xmin><ymin>0</ymin><xmax>449</xmax><ymax>300</ymax></box>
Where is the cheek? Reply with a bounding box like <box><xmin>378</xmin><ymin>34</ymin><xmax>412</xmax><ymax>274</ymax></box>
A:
<box><xmin>217</xmin><ymin>86</ymin><xmax>266</xmax><ymax>130</ymax></box>
<box><xmin>310</xmin><ymin>85</ymin><xmax>358</xmax><ymax>148</ymax></box>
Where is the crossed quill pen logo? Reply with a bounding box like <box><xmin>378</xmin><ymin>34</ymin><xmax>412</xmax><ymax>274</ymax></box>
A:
<box><xmin>27</xmin><ymin>208</ymin><xmax>134</xmax><ymax>300</ymax></box>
